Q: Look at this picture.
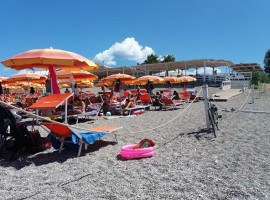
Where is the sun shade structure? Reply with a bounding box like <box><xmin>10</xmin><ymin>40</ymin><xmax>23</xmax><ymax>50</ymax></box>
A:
<box><xmin>29</xmin><ymin>93</ymin><xmax>73</xmax><ymax>109</ymax></box>
<box><xmin>29</xmin><ymin>93</ymin><xmax>74</xmax><ymax>123</ymax></box>
<box><xmin>1</xmin><ymin>48</ymin><xmax>99</xmax><ymax>71</ymax></box>
<box><xmin>2</xmin><ymin>73</ymin><xmax>46</xmax><ymax>84</ymax></box>
<box><xmin>93</xmin><ymin>59</ymin><xmax>234</xmax><ymax>77</ymax></box>
<box><xmin>230</xmin><ymin>63</ymin><xmax>264</xmax><ymax>72</ymax></box>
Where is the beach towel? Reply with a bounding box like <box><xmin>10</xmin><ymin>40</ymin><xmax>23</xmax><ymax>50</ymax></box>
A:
<box><xmin>71</xmin><ymin>131</ymin><xmax>107</xmax><ymax>145</ymax></box>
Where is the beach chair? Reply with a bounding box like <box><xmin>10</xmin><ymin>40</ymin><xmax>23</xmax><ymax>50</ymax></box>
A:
<box><xmin>140</xmin><ymin>89</ymin><xmax>148</xmax><ymax>94</ymax></box>
<box><xmin>161</xmin><ymin>97</ymin><xmax>184</xmax><ymax>110</ymax></box>
<box><xmin>139</xmin><ymin>94</ymin><xmax>152</xmax><ymax>107</ymax></box>
<box><xmin>130</xmin><ymin>90</ymin><xmax>138</xmax><ymax>95</ymax></box>
<box><xmin>180</xmin><ymin>92</ymin><xmax>191</xmax><ymax>103</ymax></box>
<box><xmin>67</xmin><ymin>102</ymin><xmax>103</xmax><ymax>124</ymax></box>
<box><xmin>40</xmin><ymin>122</ymin><xmax>122</xmax><ymax>156</ymax></box>
<box><xmin>122</xmin><ymin>104</ymin><xmax>150</xmax><ymax>115</ymax></box>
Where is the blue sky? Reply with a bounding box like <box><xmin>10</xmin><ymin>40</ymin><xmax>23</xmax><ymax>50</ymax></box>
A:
<box><xmin>0</xmin><ymin>0</ymin><xmax>269</xmax><ymax>77</ymax></box>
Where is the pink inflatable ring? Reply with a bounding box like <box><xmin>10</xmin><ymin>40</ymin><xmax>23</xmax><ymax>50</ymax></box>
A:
<box><xmin>121</xmin><ymin>144</ymin><xmax>154</xmax><ymax>159</ymax></box>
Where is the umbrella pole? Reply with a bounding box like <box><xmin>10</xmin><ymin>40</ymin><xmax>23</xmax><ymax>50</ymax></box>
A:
<box><xmin>51</xmin><ymin>76</ymin><xmax>53</xmax><ymax>94</ymax></box>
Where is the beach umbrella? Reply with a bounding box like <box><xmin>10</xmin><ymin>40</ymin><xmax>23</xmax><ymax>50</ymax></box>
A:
<box><xmin>0</xmin><ymin>77</ymin><xmax>7</xmax><ymax>82</ymax></box>
<box><xmin>95</xmin><ymin>78</ymin><xmax>108</xmax><ymax>87</ymax></box>
<box><xmin>163</xmin><ymin>77</ymin><xmax>183</xmax><ymax>84</ymax></box>
<box><xmin>137</xmin><ymin>75</ymin><xmax>165</xmax><ymax>84</ymax></box>
<box><xmin>2</xmin><ymin>73</ymin><xmax>46</xmax><ymax>84</ymax></box>
<box><xmin>56</xmin><ymin>70</ymin><xmax>98</xmax><ymax>81</ymax></box>
<box><xmin>179</xmin><ymin>76</ymin><xmax>196</xmax><ymax>82</ymax></box>
<box><xmin>103</xmin><ymin>73</ymin><xmax>137</xmax><ymax>84</ymax></box>
<box><xmin>1</xmin><ymin>48</ymin><xmax>99</xmax><ymax>94</ymax></box>
<box><xmin>1</xmin><ymin>48</ymin><xmax>99</xmax><ymax>71</ymax></box>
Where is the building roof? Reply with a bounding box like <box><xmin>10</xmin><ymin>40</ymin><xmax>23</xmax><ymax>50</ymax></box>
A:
<box><xmin>92</xmin><ymin>59</ymin><xmax>234</xmax><ymax>77</ymax></box>
<box><xmin>230</xmin><ymin>63</ymin><xmax>264</xmax><ymax>72</ymax></box>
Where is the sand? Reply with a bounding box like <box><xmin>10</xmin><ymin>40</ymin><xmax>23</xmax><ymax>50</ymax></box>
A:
<box><xmin>0</xmin><ymin>86</ymin><xmax>269</xmax><ymax>199</ymax></box>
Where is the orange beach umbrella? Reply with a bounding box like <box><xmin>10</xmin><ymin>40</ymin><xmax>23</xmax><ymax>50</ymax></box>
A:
<box><xmin>179</xmin><ymin>76</ymin><xmax>196</xmax><ymax>82</ymax></box>
<box><xmin>137</xmin><ymin>75</ymin><xmax>165</xmax><ymax>84</ymax></box>
<box><xmin>0</xmin><ymin>77</ymin><xmax>7</xmax><ymax>82</ymax></box>
<box><xmin>1</xmin><ymin>48</ymin><xmax>99</xmax><ymax>71</ymax></box>
<box><xmin>163</xmin><ymin>77</ymin><xmax>183</xmax><ymax>84</ymax></box>
<box><xmin>56</xmin><ymin>70</ymin><xmax>98</xmax><ymax>81</ymax></box>
<box><xmin>1</xmin><ymin>48</ymin><xmax>99</xmax><ymax>94</ymax></box>
<box><xmin>2</xmin><ymin>73</ymin><xmax>46</xmax><ymax>84</ymax></box>
<box><xmin>103</xmin><ymin>73</ymin><xmax>137</xmax><ymax>83</ymax></box>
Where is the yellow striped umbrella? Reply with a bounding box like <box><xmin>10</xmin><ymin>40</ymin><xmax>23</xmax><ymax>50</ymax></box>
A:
<box><xmin>103</xmin><ymin>73</ymin><xmax>137</xmax><ymax>84</ymax></box>
<box><xmin>163</xmin><ymin>77</ymin><xmax>183</xmax><ymax>84</ymax></box>
<box><xmin>56</xmin><ymin>70</ymin><xmax>98</xmax><ymax>81</ymax></box>
<box><xmin>179</xmin><ymin>76</ymin><xmax>196</xmax><ymax>82</ymax></box>
<box><xmin>0</xmin><ymin>77</ymin><xmax>7</xmax><ymax>82</ymax></box>
<box><xmin>2</xmin><ymin>73</ymin><xmax>46</xmax><ymax>84</ymax></box>
<box><xmin>137</xmin><ymin>75</ymin><xmax>165</xmax><ymax>84</ymax></box>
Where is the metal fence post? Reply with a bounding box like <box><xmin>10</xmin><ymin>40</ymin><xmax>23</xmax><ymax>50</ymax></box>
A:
<box><xmin>258</xmin><ymin>86</ymin><xmax>261</xmax><ymax>98</ymax></box>
<box><xmin>251</xmin><ymin>84</ymin><xmax>255</xmax><ymax>104</ymax></box>
<box><xmin>203</xmin><ymin>84</ymin><xmax>210</xmax><ymax>131</ymax></box>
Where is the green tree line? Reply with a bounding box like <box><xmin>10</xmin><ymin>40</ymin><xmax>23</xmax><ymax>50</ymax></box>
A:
<box><xmin>142</xmin><ymin>54</ymin><xmax>175</xmax><ymax>64</ymax></box>
<box><xmin>251</xmin><ymin>70</ymin><xmax>270</xmax><ymax>85</ymax></box>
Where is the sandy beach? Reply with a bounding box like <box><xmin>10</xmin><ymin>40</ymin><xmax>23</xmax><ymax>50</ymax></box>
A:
<box><xmin>0</xmin><ymin>86</ymin><xmax>269</xmax><ymax>199</ymax></box>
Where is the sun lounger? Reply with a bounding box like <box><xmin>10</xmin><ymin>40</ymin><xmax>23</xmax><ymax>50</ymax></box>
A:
<box><xmin>139</xmin><ymin>94</ymin><xmax>152</xmax><ymax>105</ymax></box>
<box><xmin>40</xmin><ymin>122</ymin><xmax>122</xmax><ymax>156</ymax></box>
<box><xmin>180</xmin><ymin>92</ymin><xmax>191</xmax><ymax>103</ymax></box>
<box><xmin>161</xmin><ymin>97</ymin><xmax>184</xmax><ymax>110</ymax></box>
<box><xmin>67</xmin><ymin>102</ymin><xmax>103</xmax><ymax>124</ymax></box>
<box><xmin>123</xmin><ymin>105</ymin><xmax>150</xmax><ymax>115</ymax></box>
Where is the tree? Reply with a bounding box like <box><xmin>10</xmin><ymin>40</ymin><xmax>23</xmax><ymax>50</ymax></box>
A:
<box><xmin>251</xmin><ymin>70</ymin><xmax>270</xmax><ymax>85</ymax></box>
<box><xmin>143</xmin><ymin>54</ymin><xmax>161</xmax><ymax>64</ymax></box>
<box><xmin>162</xmin><ymin>54</ymin><xmax>175</xmax><ymax>63</ymax></box>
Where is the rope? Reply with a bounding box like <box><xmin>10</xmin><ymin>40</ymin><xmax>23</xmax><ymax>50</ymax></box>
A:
<box><xmin>220</xmin><ymin>88</ymin><xmax>251</xmax><ymax>120</ymax></box>
<box><xmin>0</xmin><ymin>87</ymin><xmax>202</xmax><ymax>136</ymax></box>
<box><xmin>116</xmin><ymin>87</ymin><xmax>203</xmax><ymax>135</ymax></box>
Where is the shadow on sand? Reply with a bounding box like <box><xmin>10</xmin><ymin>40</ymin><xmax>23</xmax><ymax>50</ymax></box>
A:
<box><xmin>0</xmin><ymin>140</ymin><xmax>117</xmax><ymax>169</ymax></box>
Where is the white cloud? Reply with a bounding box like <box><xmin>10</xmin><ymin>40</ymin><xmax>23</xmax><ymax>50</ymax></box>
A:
<box><xmin>94</xmin><ymin>37</ymin><xmax>155</xmax><ymax>66</ymax></box>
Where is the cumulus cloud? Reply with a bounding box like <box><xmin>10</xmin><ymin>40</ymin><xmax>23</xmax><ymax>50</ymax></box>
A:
<box><xmin>94</xmin><ymin>37</ymin><xmax>154</xmax><ymax>66</ymax></box>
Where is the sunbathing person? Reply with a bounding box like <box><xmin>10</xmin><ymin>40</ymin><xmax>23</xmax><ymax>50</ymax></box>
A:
<box><xmin>69</xmin><ymin>97</ymin><xmax>86</xmax><ymax>115</ymax></box>
<box><xmin>123</xmin><ymin>94</ymin><xmax>136</xmax><ymax>109</ymax></box>
<box><xmin>172</xmin><ymin>91</ymin><xmax>180</xmax><ymax>100</ymax></box>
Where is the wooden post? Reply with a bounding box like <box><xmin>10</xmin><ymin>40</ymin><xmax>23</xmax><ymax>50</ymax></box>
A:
<box><xmin>264</xmin><ymin>82</ymin><xmax>266</xmax><ymax>93</ymax></box>
<box><xmin>203</xmin><ymin>84</ymin><xmax>210</xmax><ymax>131</ymax></box>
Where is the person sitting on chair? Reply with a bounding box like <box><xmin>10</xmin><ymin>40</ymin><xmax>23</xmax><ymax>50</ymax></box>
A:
<box><xmin>123</xmin><ymin>94</ymin><xmax>136</xmax><ymax>109</ymax></box>
<box><xmin>64</xmin><ymin>88</ymin><xmax>70</xmax><ymax>93</ymax></box>
<box><xmin>69</xmin><ymin>97</ymin><xmax>85</xmax><ymax>115</ymax></box>
<box><xmin>172</xmin><ymin>91</ymin><xmax>180</xmax><ymax>100</ymax></box>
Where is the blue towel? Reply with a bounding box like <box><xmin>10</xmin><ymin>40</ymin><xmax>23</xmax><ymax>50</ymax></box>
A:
<box><xmin>71</xmin><ymin>131</ymin><xmax>107</xmax><ymax>145</ymax></box>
